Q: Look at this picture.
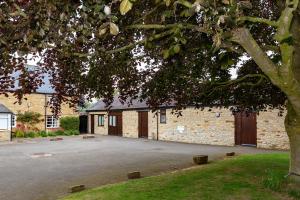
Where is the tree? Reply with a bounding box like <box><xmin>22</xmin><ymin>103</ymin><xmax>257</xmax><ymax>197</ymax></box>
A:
<box><xmin>0</xmin><ymin>0</ymin><xmax>299</xmax><ymax>181</ymax></box>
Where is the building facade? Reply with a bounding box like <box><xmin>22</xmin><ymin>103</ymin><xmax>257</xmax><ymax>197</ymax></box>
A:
<box><xmin>87</xmin><ymin>98</ymin><xmax>289</xmax><ymax>150</ymax></box>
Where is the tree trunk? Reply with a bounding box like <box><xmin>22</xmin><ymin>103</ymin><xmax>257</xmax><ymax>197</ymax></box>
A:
<box><xmin>285</xmin><ymin>102</ymin><xmax>300</xmax><ymax>182</ymax></box>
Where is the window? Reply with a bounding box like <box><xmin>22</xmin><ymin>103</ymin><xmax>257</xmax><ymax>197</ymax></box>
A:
<box><xmin>46</xmin><ymin>95</ymin><xmax>52</xmax><ymax>104</ymax></box>
<box><xmin>11</xmin><ymin>115</ymin><xmax>16</xmax><ymax>127</ymax></box>
<box><xmin>109</xmin><ymin>115</ymin><xmax>116</xmax><ymax>127</ymax></box>
<box><xmin>46</xmin><ymin>116</ymin><xmax>59</xmax><ymax>128</ymax></box>
<box><xmin>160</xmin><ymin>109</ymin><xmax>167</xmax><ymax>124</ymax></box>
<box><xmin>98</xmin><ymin>115</ymin><xmax>105</xmax><ymax>126</ymax></box>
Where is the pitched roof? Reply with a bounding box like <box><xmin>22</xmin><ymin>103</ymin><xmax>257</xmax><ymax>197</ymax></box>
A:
<box><xmin>87</xmin><ymin>96</ymin><xmax>176</xmax><ymax>112</ymax></box>
<box><xmin>87</xmin><ymin>96</ymin><xmax>149</xmax><ymax>111</ymax></box>
<box><xmin>0</xmin><ymin>103</ymin><xmax>13</xmax><ymax>113</ymax></box>
<box><xmin>3</xmin><ymin>64</ymin><xmax>55</xmax><ymax>94</ymax></box>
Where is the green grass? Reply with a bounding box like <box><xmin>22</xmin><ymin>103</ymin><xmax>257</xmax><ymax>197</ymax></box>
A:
<box><xmin>62</xmin><ymin>154</ymin><xmax>300</xmax><ymax>200</ymax></box>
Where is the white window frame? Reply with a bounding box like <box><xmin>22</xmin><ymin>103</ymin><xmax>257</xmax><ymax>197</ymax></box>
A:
<box><xmin>109</xmin><ymin>115</ymin><xmax>116</xmax><ymax>127</ymax></box>
<box><xmin>46</xmin><ymin>116</ymin><xmax>59</xmax><ymax>128</ymax></box>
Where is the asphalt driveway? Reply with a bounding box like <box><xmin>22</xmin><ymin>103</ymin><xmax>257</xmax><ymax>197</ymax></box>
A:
<box><xmin>0</xmin><ymin>135</ymin><xmax>284</xmax><ymax>200</ymax></box>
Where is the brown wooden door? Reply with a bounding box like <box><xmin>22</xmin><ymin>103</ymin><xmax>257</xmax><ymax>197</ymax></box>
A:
<box><xmin>138</xmin><ymin>111</ymin><xmax>148</xmax><ymax>138</ymax></box>
<box><xmin>235</xmin><ymin>112</ymin><xmax>257</xmax><ymax>146</ymax></box>
<box><xmin>108</xmin><ymin>112</ymin><xmax>122</xmax><ymax>136</ymax></box>
<box><xmin>90</xmin><ymin>114</ymin><xmax>95</xmax><ymax>134</ymax></box>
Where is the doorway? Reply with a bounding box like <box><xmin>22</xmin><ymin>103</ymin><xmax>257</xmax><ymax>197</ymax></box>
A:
<box><xmin>138</xmin><ymin>111</ymin><xmax>148</xmax><ymax>138</ymax></box>
<box><xmin>234</xmin><ymin>112</ymin><xmax>257</xmax><ymax>146</ymax></box>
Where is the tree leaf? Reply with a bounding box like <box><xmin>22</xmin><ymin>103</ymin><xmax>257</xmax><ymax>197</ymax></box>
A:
<box><xmin>173</xmin><ymin>44</ymin><xmax>181</xmax><ymax>53</ymax></box>
<box><xmin>120</xmin><ymin>0</ymin><xmax>133</xmax><ymax>15</ymax></box>
<box><xmin>110</xmin><ymin>23</ymin><xmax>119</xmax><ymax>35</ymax></box>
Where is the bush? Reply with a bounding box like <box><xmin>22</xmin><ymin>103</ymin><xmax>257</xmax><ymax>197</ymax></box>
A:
<box><xmin>26</xmin><ymin>131</ymin><xmax>36</xmax><ymax>138</ymax></box>
<box><xmin>64</xmin><ymin>129</ymin><xmax>79</xmax><ymax>136</ymax></box>
<box><xmin>15</xmin><ymin>130</ymin><xmax>25</xmax><ymax>138</ymax></box>
<box><xmin>39</xmin><ymin>131</ymin><xmax>48</xmax><ymax>137</ymax></box>
<box><xmin>47</xmin><ymin>132</ymin><xmax>57</xmax><ymax>137</ymax></box>
<box><xmin>54</xmin><ymin>130</ymin><xmax>64</xmax><ymax>136</ymax></box>
<box><xmin>60</xmin><ymin>116</ymin><xmax>79</xmax><ymax>131</ymax></box>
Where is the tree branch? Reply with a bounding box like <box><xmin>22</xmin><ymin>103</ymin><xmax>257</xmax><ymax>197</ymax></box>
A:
<box><xmin>126</xmin><ymin>24</ymin><xmax>213</xmax><ymax>34</ymax></box>
<box><xmin>106</xmin><ymin>30</ymin><xmax>174</xmax><ymax>54</ymax></box>
<box><xmin>231</xmin><ymin>28</ymin><xmax>280</xmax><ymax>86</ymax></box>
<box><xmin>238</xmin><ymin>16</ymin><xmax>278</xmax><ymax>27</ymax></box>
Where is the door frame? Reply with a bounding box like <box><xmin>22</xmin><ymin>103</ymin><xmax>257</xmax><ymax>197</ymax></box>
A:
<box><xmin>234</xmin><ymin>112</ymin><xmax>257</xmax><ymax>146</ymax></box>
<box><xmin>108</xmin><ymin>111</ymin><xmax>123</xmax><ymax>136</ymax></box>
<box><xmin>90</xmin><ymin>114</ymin><xmax>95</xmax><ymax>134</ymax></box>
<box><xmin>138</xmin><ymin>111</ymin><xmax>148</xmax><ymax>138</ymax></box>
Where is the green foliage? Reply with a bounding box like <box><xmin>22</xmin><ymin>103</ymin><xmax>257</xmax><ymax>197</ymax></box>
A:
<box><xmin>47</xmin><ymin>132</ymin><xmax>57</xmax><ymax>137</ymax></box>
<box><xmin>17</xmin><ymin>112</ymin><xmax>42</xmax><ymax>130</ymax></box>
<box><xmin>25</xmin><ymin>131</ymin><xmax>36</xmax><ymax>138</ymax></box>
<box><xmin>60</xmin><ymin>117</ymin><xmax>79</xmax><ymax>131</ymax></box>
<box><xmin>64</xmin><ymin>129</ymin><xmax>80</xmax><ymax>136</ymax></box>
<box><xmin>262</xmin><ymin>169</ymin><xmax>286</xmax><ymax>191</ymax></box>
<box><xmin>39</xmin><ymin>131</ymin><xmax>48</xmax><ymax>137</ymax></box>
<box><xmin>54</xmin><ymin>130</ymin><xmax>64</xmax><ymax>136</ymax></box>
<box><xmin>62</xmin><ymin>154</ymin><xmax>300</xmax><ymax>200</ymax></box>
<box><xmin>15</xmin><ymin>130</ymin><xmax>25</xmax><ymax>138</ymax></box>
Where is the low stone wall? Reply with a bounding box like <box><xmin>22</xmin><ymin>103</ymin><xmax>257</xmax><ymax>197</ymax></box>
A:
<box><xmin>0</xmin><ymin>130</ymin><xmax>10</xmax><ymax>141</ymax></box>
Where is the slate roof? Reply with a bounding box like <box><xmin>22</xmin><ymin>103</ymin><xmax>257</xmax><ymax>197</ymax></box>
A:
<box><xmin>0</xmin><ymin>103</ymin><xmax>13</xmax><ymax>113</ymax></box>
<box><xmin>2</xmin><ymin>64</ymin><xmax>55</xmax><ymax>94</ymax></box>
<box><xmin>87</xmin><ymin>96</ymin><xmax>149</xmax><ymax>112</ymax></box>
<box><xmin>87</xmin><ymin>96</ymin><xmax>176</xmax><ymax>112</ymax></box>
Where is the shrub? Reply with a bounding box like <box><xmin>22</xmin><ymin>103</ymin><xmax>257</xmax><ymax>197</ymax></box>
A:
<box><xmin>15</xmin><ymin>130</ymin><xmax>25</xmax><ymax>138</ymax></box>
<box><xmin>55</xmin><ymin>130</ymin><xmax>64</xmax><ymax>136</ymax></box>
<box><xmin>39</xmin><ymin>131</ymin><xmax>48</xmax><ymax>137</ymax></box>
<box><xmin>64</xmin><ymin>129</ymin><xmax>80</xmax><ymax>136</ymax></box>
<box><xmin>26</xmin><ymin>131</ymin><xmax>36</xmax><ymax>138</ymax></box>
<box><xmin>47</xmin><ymin>132</ymin><xmax>57</xmax><ymax>137</ymax></box>
<box><xmin>17</xmin><ymin>111</ymin><xmax>42</xmax><ymax>131</ymax></box>
<box><xmin>60</xmin><ymin>116</ymin><xmax>79</xmax><ymax>131</ymax></box>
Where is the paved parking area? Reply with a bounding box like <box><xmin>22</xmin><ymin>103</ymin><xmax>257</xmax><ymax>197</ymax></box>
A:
<box><xmin>0</xmin><ymin>135</ymin><xmax>284</xmax><ymax>200</ymax></box>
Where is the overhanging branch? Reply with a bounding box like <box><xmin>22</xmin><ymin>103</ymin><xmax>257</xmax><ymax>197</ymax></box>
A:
<box><xmin>106</xmin><ymin>29</ymin><xmax>174</xmax><ymax>54</ymax></box>
<box><xmin>238</xmin><ymin>16</ymin><xmax>278</xmax><ymax>27</ymax></box>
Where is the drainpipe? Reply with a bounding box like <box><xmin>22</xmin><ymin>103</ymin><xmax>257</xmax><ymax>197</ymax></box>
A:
<box><xmin>156</xmin><ymin>110</ymin><xmax>159</xmax><ymax>141</ymax></box>
<box><xmin>10</xmin><ymin>113</ymin><xmax>12</xmax><ymax>142</ymax></box>
<box><xmin>44</xmin><ymin>94</ymin><xmax>47</xmax><ymax>131</ymax></box>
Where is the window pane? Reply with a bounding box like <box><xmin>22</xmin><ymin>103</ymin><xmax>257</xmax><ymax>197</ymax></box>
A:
<box><xmin>113</xmin><ymin>116</ymin><xmax>116</xmax><ymax>127</ymax></box>
<box><xmin>160</xmin><ymin>109</ymin><xmax>166</xmax><ymax>123</ymax></box>
<box><xmin>98</xmin><ymin>115</ymin><xmax>104</xmax><ymax>126</ymax></box>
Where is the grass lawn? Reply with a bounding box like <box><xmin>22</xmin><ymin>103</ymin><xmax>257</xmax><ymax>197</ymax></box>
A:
<box><xmin>62</xmin><ymin>154</ymin><xmax>300</xmax><ymax>200</ymax></box>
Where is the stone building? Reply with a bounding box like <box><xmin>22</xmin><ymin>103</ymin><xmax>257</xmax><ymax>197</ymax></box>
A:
<box><xmin>0</xmin><ymin>104</ymin><xmax>13</xmax><ymax>141</ymax></box>
<box><xmin>0</xmin><ymin>66</ymin><xmax>78</xmax><ymax>141</ymax></box>
<box><xmin>87</xmin><ymin>97</ymin><xmax>289</xmax><ymax>150</ymax></box>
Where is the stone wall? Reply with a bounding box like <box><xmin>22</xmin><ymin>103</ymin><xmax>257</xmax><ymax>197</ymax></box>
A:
<box><xmin>257</xmin><ymin>110</ymin><xmax>289</xmax><ymax>150</ymax></box>
<box><xmin>156</xmin><ymin>108</ymin><xmax>235</xmax><ymax>146</ymax></box>
<box><xmin>88</xmin><ymin>108</ymin><xmax>289</xmax><ymax>150</ymax></box>
<box><xmin>0</xmin><ymin>93</ymin><xmax>78</xmax><ymax>131</ymax></box>
<box><xmin>123</xmin><ymin>111</ymin><xmax>139</xmax><ymax>138</ymax></box>
<box><xmin>0</xmin><ymin>130</ymin><xmax>10</xmax><ymax>141</ymax></box>
<box><xmin>88</xmin><ymin>112</ymin><xmax>108</xmax><ymax>135</ymax></box>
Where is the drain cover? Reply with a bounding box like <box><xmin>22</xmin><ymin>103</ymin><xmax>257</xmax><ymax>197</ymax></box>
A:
<box><xmin>31</xmin><ymin>153</ymin><xmax>53</xmax><ymax>158</ymax></box>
